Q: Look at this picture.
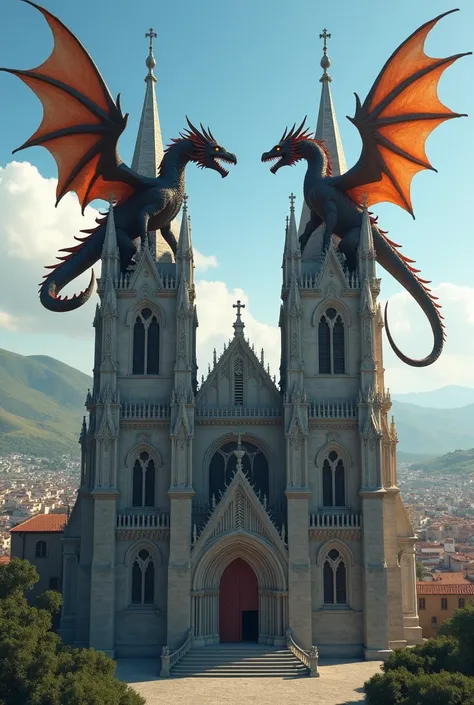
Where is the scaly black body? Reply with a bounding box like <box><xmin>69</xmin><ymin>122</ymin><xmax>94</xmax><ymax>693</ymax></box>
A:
<box><xmin>262</xmin><ymin>11</ymin><xmax>471</xmax><ymax>368</ymax></box>
<box><xmin>0</xmin><ymin>2</ymin><xmax>236</xmax><ymax>312</ymax></box>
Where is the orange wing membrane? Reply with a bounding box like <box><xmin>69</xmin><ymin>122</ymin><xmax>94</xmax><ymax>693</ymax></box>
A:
<box><xmin>335</xmin><ymin>9</ymin><xmax>471</xmax><ymax>216</ymax></box>
<box><xmin>1</xmin><ymin>0</ymin><xmax>140</xmax><ymax>211</ymax></box>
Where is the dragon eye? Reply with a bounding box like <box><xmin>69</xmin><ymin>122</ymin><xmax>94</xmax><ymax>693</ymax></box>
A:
<box><xmin>276</xmin><ymin>146</ymin><xmax>281</xmax><ymax>151</ymax></box>
<box><xmin>214</xmin><ymin>146</ymin><xmax>220</xmax><ymax>152</ymax></box>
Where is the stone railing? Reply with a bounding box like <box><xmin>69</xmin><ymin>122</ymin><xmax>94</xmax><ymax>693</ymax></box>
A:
<box><xmin>310</xmin><ymin>513</ymin><xmax>361</xmax><ymax>529</ymax></box>
<box><xmin>196</xmin><ymin>406</ymin><xmax>282</xmax><ymax>419</ymax></box>
<box><xmin>117</xmin><ymin>513</ymin><xmax>170</xmax><ymax>529</ymax></box>
<box><xmin>160</xmin><ymin>628</ymin><xmax>194</xmax><ymax>677</ymax></box>
<box><xmin>109</xmin><ymin>270</ymin><xmax>176</xmax><ymax>291</ymax></box>
<box><xmin>309</xmin><ymin>400</ymin><xmax>357</xmax><ymax>419</ymax></box>
<box><xmin>121</xmin><ymin>402</ymin><xmax>170</xmax><ymax>420</ymax></box>
<box><xmin>286</xmin><ymin>628</ymin><xmax>319</xmax><ymax>677</ymax></box>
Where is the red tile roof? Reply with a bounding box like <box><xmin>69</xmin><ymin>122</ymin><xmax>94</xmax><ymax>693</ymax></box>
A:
<box><xmin>10</xmin><ymin>514</ymin><xmax>67</xmax><ymax>533</ymax></box>
<box><xmin>418</xmin><ymin>578</ymin><xmax>474</xmax><ymax>595</ymax></box>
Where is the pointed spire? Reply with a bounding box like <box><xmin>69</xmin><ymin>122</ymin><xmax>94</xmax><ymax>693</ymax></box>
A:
<box><xmin>132</xmin><ymin>28</ymin><xmax>175</xmax><ymax>262</ymax></box>
<box><xmin>101</xmin><ymin>203</ymin><xmax>119</xmax><ymax>282</ymax></box>
<box><xmin>132</xmin><ymin>29</ymin><xmax>163</xmax><ymax>177</ymax></box>
<box><xmin>298</xmin><ymin>30</ymin><xmax>348</xmax><ymax>249</ymax></box>
<box><xmin>358</xmin><ymin>202</ymin><xmax>377</xmax><ymax>281</ymax></box>
<box><xmin>176</xmin><ymin>194</ymin><xmax>194</xmax><ymax>285</ymax></box>
<box><xmin>232</xmin><ymin>299</ymin><xmax>246</xmax><ymax>337</ymax></box>
<box><xmin>283</xmin><ymin>193</ymin><xmax>301</xmax><ymax>285</ymax></box>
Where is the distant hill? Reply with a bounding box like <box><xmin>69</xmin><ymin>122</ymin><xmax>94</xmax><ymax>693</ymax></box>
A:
<box><xmin>1</xmin><ymin>347</ymin><xmax>474</xmax><ymax>460</ymax></box>
<box><xmin>391</xmin><ymin>400</ymin><xmax>474</xmax><ymax>456</ymax></box>
<box><xmin>410</xmin><ymin>448</ymin><xmax>474</xmax><ymax>475</ymax></box>
<box><xmin>0</xmin><ymin>348</ymin><xmax>91</xmax><ymax>459</ymax></box>
<box><xmin>392</xmin><ymin>385</ymin><xmax>474</xmax><ymax>409</ymax></box>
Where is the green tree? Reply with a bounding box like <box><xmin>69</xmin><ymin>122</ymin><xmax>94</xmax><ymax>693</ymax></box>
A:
<box><xmin>0</xmin><ymin>559</ymin><xmax>145</xmax><ymax>705</ymax></box>
<box><xmin>439</xmin><ymin>602</ymin><xmax>474</xmax><ymax>675</ymax></box>
<box><xmin>416</xmin><ymin>562</ymin><xmax>428</xmax><ymax>580</ymax></box>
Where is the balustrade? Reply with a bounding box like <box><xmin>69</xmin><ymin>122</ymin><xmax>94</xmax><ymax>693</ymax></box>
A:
<box><xmin>116</xmin><ymin>513</ymin><xmax>170</xmax><ymax>529</ymax></box>
<box><xmin>309</xmin><ymin>513</ymin><xmax>361</xmax><ymax>529</ymax></box>
<box><xmin>309</xmin><ymin>400</ymin><xmax>357</xmax><ymax>419</ymax></box>
<box><xmin>121</xmin><ymin>402</ymin><xmax>170</xmax><ymax>420</ymax></box>
<box><xmin>195</xmin><ymin>406</ymin><xmax>281</xmax><ymax>419</ymax></box>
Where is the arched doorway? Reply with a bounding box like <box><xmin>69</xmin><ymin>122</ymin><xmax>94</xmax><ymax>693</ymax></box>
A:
<box><xmin>219</xmin><ymin>558</ymin><xmax>258</xmax><ymax>642</ymax></box>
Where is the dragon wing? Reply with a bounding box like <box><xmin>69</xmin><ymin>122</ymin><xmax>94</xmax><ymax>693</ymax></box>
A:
<box><xmin>334</xmin><ymin>9</ymin><xmax>471</xmax><ymax>216</ymax></box>
<box><xmin>1</xmin><ymin>0</ymin><xmax>141</xmax><ymax>212</ymax></box>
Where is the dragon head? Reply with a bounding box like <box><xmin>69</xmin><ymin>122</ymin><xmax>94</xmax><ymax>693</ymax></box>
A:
<box><xmin>179</xmin><ymin>117</ymin><xmax>237</xmax><ymax>177</ymax></box>
<box><xmin>261</xmin><ymin>117</ymin><xmax>317</xmax><ymax>173</ymax></box>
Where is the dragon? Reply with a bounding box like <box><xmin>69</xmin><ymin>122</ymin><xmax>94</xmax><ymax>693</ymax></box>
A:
<box><xmin>0</xmin><ymin>1</ymin><xmax>236</xmax><ymax>312</ymax></box>
<box><xmin>262</xmin><ymin>10</ymin><xmax>470</xmax><ymax>367</ymax></box>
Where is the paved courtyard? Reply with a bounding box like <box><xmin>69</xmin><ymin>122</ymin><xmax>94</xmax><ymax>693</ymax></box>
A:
<box><xmin>117</xmin><ymin>658</ymin><xmax>382</xmax><ymax>705</ymax></box>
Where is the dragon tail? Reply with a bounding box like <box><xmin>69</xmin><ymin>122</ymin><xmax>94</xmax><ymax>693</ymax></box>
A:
<box><xmin>371</xmin><ymin>223</ymin><xmax>445</xmax><ymax>367</ymax></box>
<box><xmin>39</xmin><ymin>217</ymin><xmax>107</xmax><ymax>312</ymax></box>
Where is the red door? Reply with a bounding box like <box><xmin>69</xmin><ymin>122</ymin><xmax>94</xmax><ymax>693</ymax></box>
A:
<box><xmin>219</xmin><ymin>558</ymin><xmax>258</xmax><ymax>642</ymax></box>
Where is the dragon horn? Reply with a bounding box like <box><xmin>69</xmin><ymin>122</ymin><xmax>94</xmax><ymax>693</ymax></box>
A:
<box><xmin>293</xmin><ymin>116</ymin><xmax>308</xmax><ymax>138</ymax></box>
<box><xmin>207</xmin><ymin>126</ymin><xmax>216</xmax><ymax>141</ymax></box>
<box><xmin>185</xmin><ymin>116</ymin><xmax>201</xmax><ymax>137</ymax></box>
<box><xmin>286</xmin><ymin>123</ymin><xmax>297</xmax><ymax>140</ymax></box>
<box><xmin>280</xmin><ymin>126</ymin><xmax>288</xmax><ymax>141</ymax></box>
<box><xmin>200</xmin><ymin>122</ymin><xmax>212</xmax><ymax>141</ymax></box>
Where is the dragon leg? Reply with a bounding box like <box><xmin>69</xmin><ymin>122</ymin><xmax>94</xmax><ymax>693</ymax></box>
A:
<box><xmin>160</xmin><ymin>225</ymin><xmax>178</xmax><ymax>255</ymax></box>
<box><xmin>372</xmin><ymin>228</ymin><xmax>445</xmax><ymax>367</ymax></box>
<box><xmin>338</xmin><ymin>227</ymin><xmax>360</xmax><ymax>272</ymax></box>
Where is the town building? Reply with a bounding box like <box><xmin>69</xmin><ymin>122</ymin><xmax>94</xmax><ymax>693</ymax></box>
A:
<box><xmin>417</xmin><ymin>572</ymin><xmax>474</xmax><ymax>638</ymax></box>
<box><xmin>52</xmin><ymin>35</ymin><xmax>422</xmax><ymax>661</ymax></box>
<box><xmin>10</xmin><ymin>513</ymin><xmax>67</xmax><ymax>602</ymax></box>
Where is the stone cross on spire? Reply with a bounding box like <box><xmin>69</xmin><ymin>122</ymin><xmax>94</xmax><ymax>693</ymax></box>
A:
<box><xmin>289</xmin><ymin>192</ymin><xmax>296</xmax><ymax>212</ymax></box>
<box><xmin>319</xmin><ymin>28</ymin><xmax>332</xmax><ymax>81</ymax></box>
<box><xmin>232</xmin><ymin>300</ymin><xmax>245</xmax><ymax>337</ymax></box>
<box><xmin>145</xmin><ymin>28</ymin><xmax>157</xmax><ymax>80</ymax></box>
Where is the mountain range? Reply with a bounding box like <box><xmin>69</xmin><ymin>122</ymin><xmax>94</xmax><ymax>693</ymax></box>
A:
<box><xmin>0</xmin><ymin>348</ymin><xmax>91</xmax><ymax>459</ymax></box>
<box><xmin>1</xmin><ymin>347</ymin><xmax>474</xmax><ymax>461</ymax></box>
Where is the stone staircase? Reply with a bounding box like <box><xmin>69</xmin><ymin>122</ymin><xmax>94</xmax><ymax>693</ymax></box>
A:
<box><xmin>170</xmin><ymin>643</ymin><xmax>310</xmax><ymax>678</ymax></box>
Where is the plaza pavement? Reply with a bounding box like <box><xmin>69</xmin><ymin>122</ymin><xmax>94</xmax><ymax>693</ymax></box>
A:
<box><xmin>116</xmin><ymin>658</ymin><xmax>383</xmax><ymax>704</ymax></box>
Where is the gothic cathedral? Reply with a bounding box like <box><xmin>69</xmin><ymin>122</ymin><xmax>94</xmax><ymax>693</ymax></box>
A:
<box><xmin>58</xmin><ymin>39</ymin><xmax>422</xmax><ymax>661</ymax></box>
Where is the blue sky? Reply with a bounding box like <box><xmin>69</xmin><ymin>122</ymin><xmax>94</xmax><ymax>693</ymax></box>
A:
<box><xmin>0</xmin><ymin>0</ymin><xmax>473</xmax><ymax>392</ymax></box>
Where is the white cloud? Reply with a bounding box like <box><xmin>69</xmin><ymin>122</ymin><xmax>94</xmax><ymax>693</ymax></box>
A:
<box><xmin>0</xmin><ymin>161</ymin><xmax>100</xmax><ymax>339</ymax></box>
<box><xmin>0</xmin><ymin>311</ymin><xmax>17</xmax><ymax>331</ymax></box>
<box><xmin>382</xmin><ymin>283</ymin><xmax>474</xmax><ymax>393</ymax></box>
<box><xmin>195</xmin><ymin>280</ymin><xmax>280</xmax><ymax>380</ymax></box>
<box><xmin>194</xmin><ymin>250</ymin><xmax>218</xmax><ymax>272</ymax></box>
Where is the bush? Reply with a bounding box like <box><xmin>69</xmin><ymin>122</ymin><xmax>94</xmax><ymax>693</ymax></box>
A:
<box><xmin>0</xmin><ymin>559</ymin><xmax>145</xmax><ymax>705</ymax></box>
<box><xmin>382</xmin><ymin>636</ymin><xmax>460</xmax><ymax>675</ymax></box>
<box><xmin>365</xmin><ymin>669</ymin><xmax>474</xmax><ymax>705</ymax></box>
<box><xmin>439</xmin><ymin>603</ymin><xmax>474</xmax><ymax>675</ymax></box>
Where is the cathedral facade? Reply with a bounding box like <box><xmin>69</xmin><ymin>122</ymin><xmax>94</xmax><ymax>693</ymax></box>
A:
<box><xmin>58</xmin><ymin>39</ymin><xmax>422</xmax><ymax>661</ymax></box>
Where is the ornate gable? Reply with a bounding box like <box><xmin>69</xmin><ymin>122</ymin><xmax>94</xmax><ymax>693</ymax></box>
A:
<box><xmin>196</xmin><ymin>335</ymin><xmax>280</xmax><ymax>408</ymax></box>
<box><xmin>191</xmin><ymin>468</ymin><xmax>287</xmax><ymax>567</ymax></box>
<box><xmin>314</xmin><ymin>241</ymin><xmax>349</xmax><ymax>293</ymax></box>
<box><xmin>128</xmin><ymin>244</ymin><xmax>163</xmax><ymax>293</ymax></box>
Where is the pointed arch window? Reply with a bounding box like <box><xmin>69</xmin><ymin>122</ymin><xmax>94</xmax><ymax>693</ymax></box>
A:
<box><xmin>209</xmin><ymin>440</ymin><xmax>269</xmax><ymax>505</ymax></box>
<box><xmin>323</xmin><ymin>549</ymin><xmax>347</xmax><ymax>604</ymax></box>
<box><xmin>131</xmin><ymin>549</ymin><xmax>155</xmax><ymax>604</ymax></box>
<box><xmin>322</xmin><ymin>450</ymin><xmax>345</xmax><ymax>507</ymax></box>
<box><xmin>132</xmin><ymin>451</ymin><xmax>156</xmax><ymax>507</ymax></box>
<box><xmin>318</xmin><ymin>308</ymin><xmax>345</xmax><ymax>374</ymax></box>
<box><xmin>132</xmin><ymin>308</ymin><xmax>160</xmax><ymax>375</ymax></box>
<box><xmin>234</xmin><ymin>358</ymin><xmax>244</xmax><ymax>406</ymax></box>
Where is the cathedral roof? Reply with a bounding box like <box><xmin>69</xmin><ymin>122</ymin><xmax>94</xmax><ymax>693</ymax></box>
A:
<box><xmin>131</xmin><ymin>29</ymin><xmax>175</xmax><ymax>262</ymax></box>
<box><xmin>196</xmin><ymin>306</ymin><xmax>280</xmax><ymax>405</ymax></box>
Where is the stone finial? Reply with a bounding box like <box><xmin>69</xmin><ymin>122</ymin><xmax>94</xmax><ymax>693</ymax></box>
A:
<box><xmin>319</xmin><ymin>28</ymin><xmax>332</xmax><ymax>82</ymax></box>
<box><xmin>145</xmin><ymin>28</ymin><xmax>158</xmax><ymax>81</ymax></box>
<box><xmin>232</xmin><ymin>299</ymin><xmax>246</xmax><ymax>336</ymax></box>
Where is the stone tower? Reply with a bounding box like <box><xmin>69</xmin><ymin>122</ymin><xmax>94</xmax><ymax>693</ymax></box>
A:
<box><xmin>57</xmin><ymin>28</ymin><xmax>422</xmax><ymax>662</ymax></box>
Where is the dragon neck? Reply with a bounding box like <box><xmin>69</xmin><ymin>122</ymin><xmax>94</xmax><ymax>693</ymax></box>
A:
<box><xmin>158</xmin><ymin>140</ymin><xmax>195</xmax><ymax>191</ymax></box>
<box><xmin>298</xmin><ymin>139</ymin><xmax>331</xmax><ymax>178</ymax></box>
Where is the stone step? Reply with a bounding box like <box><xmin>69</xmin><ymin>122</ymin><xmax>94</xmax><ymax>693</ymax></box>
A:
<box><xmin>170</xmin><ymin>646</ymin><xmax>310</xmax><ymax>678</ymax></box>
